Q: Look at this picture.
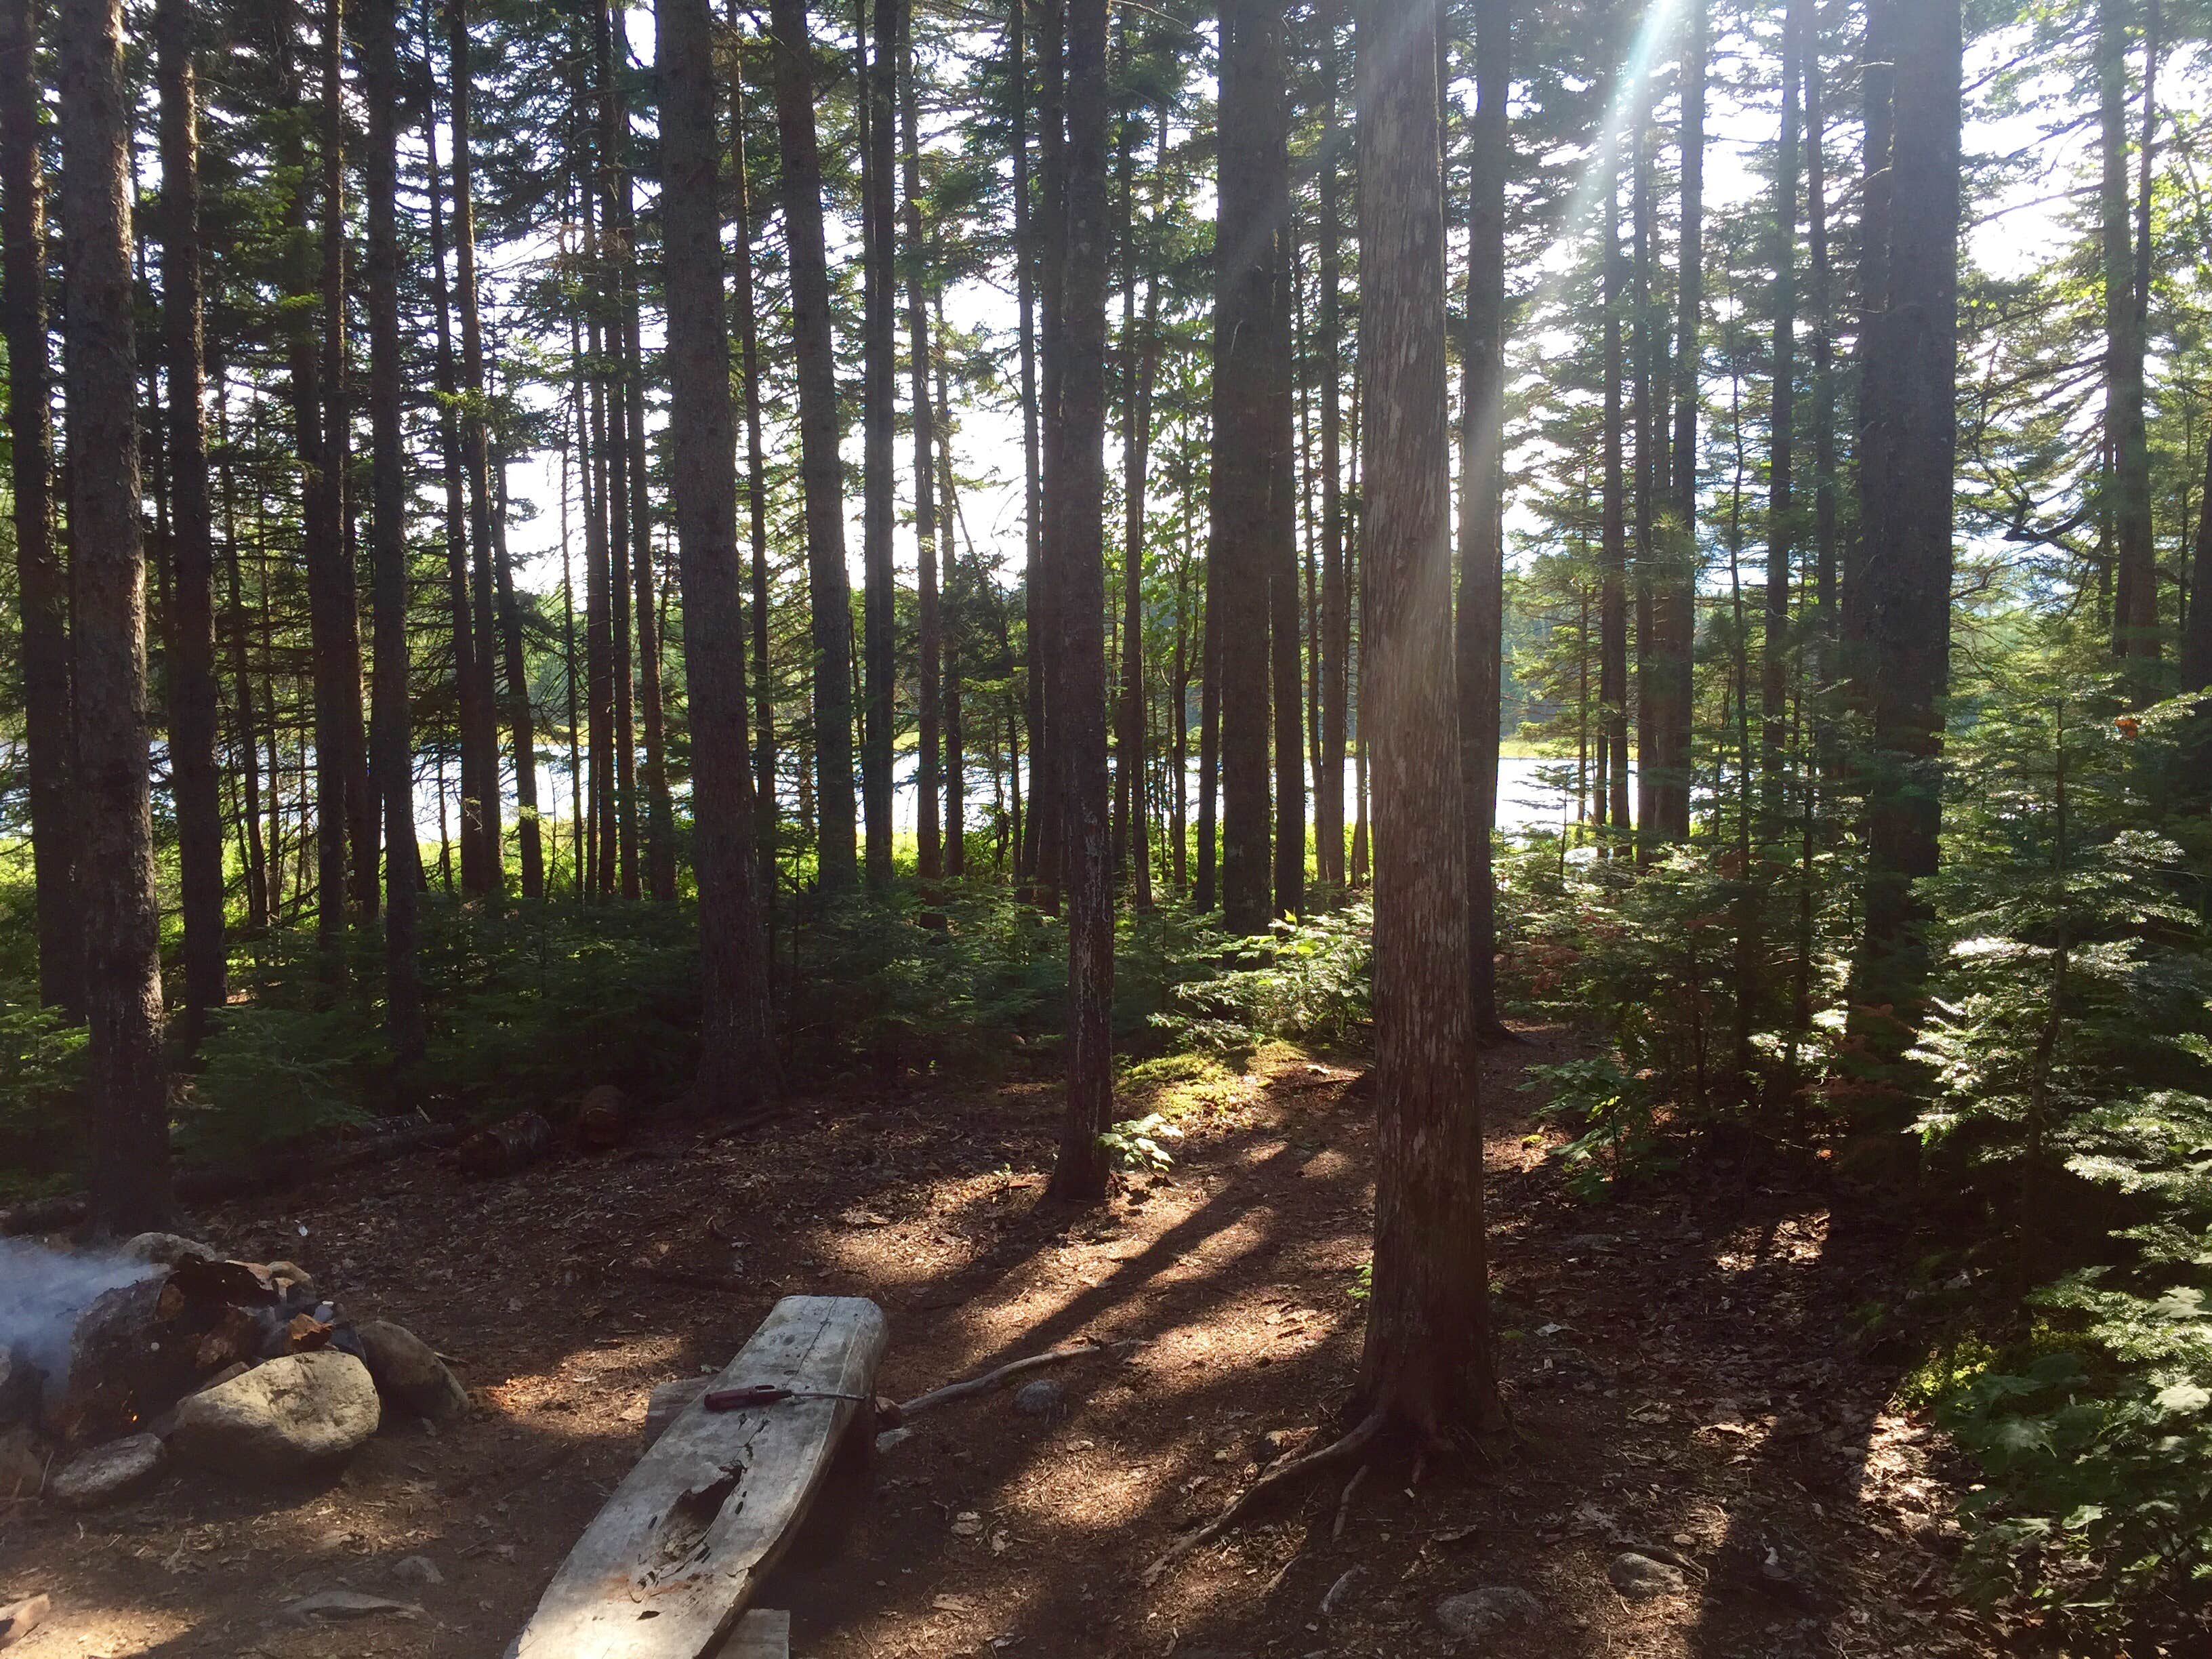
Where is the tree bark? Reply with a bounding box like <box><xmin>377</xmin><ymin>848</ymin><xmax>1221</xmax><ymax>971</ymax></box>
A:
<box><xmin>1213</xmin><ymin>0</ymin><xmax>1292</xmax><ymax>933</ymax></box>
<box><xmin>1599</xmin><ymin>146</ymin><xmax>1629</xmax><ymax>844</ymax></box>
<box><xmin>1763</xmin><ymin>0</ymin><xmax>1801</xmax><ymax>809</ymax></box>
<box><xmin>1315</xmin><ymin>0</ymin><xmax>1347</xmax><ymax>896</ymax></box>
<box><xmin>729</xmin><ymin>26</ymin><xmax>778</xmax><ymax>905</ymax></box>
<box><xmin>1852</xmin><ymin>0</ymin><xmax>1960</xmax><ymax>1027</ymax></box>
<box><xmin>857</xmin><ymin>0</ymin><xmax>898</xmax><ymax>886</ymax></box>
<box><xmin>158</xmin><ymin>0</ymin><xmax>226</xmax><ymax>1039</ymax></box>
<box><xmin>615</xmin><ymin>141</ymin><xmax>673</xmax><ymax>904</ymax></box>
<box><xmin>1653</xmin><ymin>0</ymin><xmax>1703</xmax><ymax>844</ymax></box>
<box><xmin>1115</xmin><ymin>80</ymin><xmax>1157</xmax><ymax>913</ymax></box>
<box><xmin>1353</xmin><ymin>0</ymin><xmax>1502</xmax><ymax>1437</ymax></box>
<box><xmin>1010</xmin><ymin>0</ymin><xmax>1042</xmax><ymax>884</ymax></box>
<box><xmin>2102</xmin><ymin>0</ymin><xmax>2155</xmax><ymax>671</ymax></box>
<box><xmin>1045</xmin><ymin>0</ymin><xmax>1111</xmax><ymax>1203</ymax></box>
<box><xmin>658</xmin><ymin>0</ymin><xmax>775</xmax><ymax>1113</ymax></box>
<box><xmin>903</xmin><ymin>0</ymin><xmax>941</xmax><ymax>885</ymax></box>
<box><xmin>769</xmin><ymin>0</ymin><xmax>859</xmax><ymax>893</ymax></box>
<box><xmin>1456</xmin><ymin>0</ymin><xmax>1508</xmax><ymax>1036</ymax></box>
<box><xmin>61</xmin><ymin>0</ymin><xmax>173</xmax><ymax>1233</ymax></box>
<box><xmin>361</xmin><ymin>0</ymin><xmax>425</xmax><ymax>1065</ymax></box>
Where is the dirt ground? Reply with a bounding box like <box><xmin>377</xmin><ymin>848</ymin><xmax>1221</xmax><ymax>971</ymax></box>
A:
<box><xmin>1</xmin><ymin>1026</ymin><xmax>2011</xmax><ymax>1659</ymax></box>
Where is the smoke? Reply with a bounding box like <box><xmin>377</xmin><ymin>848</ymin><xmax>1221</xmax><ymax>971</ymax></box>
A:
<box><xmin>0</xmin><ymin>1238</ymin><xmax>161</xmax><ymax>1409</ymax></box>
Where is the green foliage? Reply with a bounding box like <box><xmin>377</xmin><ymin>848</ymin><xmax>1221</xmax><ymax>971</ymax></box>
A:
<box><xmin>1099</xmin><ymin>1111</ymin><xmax>1183</xmax><ymax>1172</ymax></box>
<box><xmin>1160</xmin><ymin>903</ymin><xmax>1373</xmax><ymax>1053</ymax></box>
<box><xmin>180</xmin><ymin>1005</ymin><xmax>377</xmax><ymax>1162</ymax></box>
<box><xmin>0</xmin><ymin>981</ymin><xmax>85</xmax><ymax>1179</ymax></box>
<box><xmin>1521</xmin><ymin>1054</ymin><xmax>1667</xmax><ymax>1199</ymax></box>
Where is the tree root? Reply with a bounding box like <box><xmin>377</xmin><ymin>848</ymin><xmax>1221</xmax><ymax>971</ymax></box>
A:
<box><xmin>1140</xmin><ymin>1408</ymin><xmax>1387</xmax><ymax>1585</ymax></box>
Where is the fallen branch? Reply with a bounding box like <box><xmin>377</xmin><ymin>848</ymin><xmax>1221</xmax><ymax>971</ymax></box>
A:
<box><xmin>1331</xmin><ymin>1462</ymin><xmax>1371</xmax><ymax>1541</ymax></box>
<box><xmin>895</xmin><ymin>1338</ymin><xmax>1139</xmax><ymax>1419</ymax></box>
<box><xmin>1141</xmin><ymin>1408</ymin><xmax>1387</xmax><ymax>1586</ymax></box>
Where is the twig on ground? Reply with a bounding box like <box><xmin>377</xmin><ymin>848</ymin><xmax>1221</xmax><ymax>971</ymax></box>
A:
<box><xmin>1319</xmin><ymin>1565</ymin><xmax>1360</xmax><ymax>1614</ymax></box>
<box><xmin>1332</xmin><ymin>1462</ymin><xmax>1371</xmax><ymax>1541</ymax></box>
<box><xmin>1141</xmin><ymin>1408</ymin><xmax>1387</xmax><ymax>1586</ymax></box>
<box><xmin>897</xmin><ymin>1338</ymin><xmax>1138</xmax><ymax>1418</ymax></box>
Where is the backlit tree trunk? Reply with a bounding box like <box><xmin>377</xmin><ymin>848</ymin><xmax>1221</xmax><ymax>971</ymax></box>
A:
<box><xmin>1455</xmin><ymin>0</ymin><xmax>1508</xmax><ymax>1038</ymax></box>
<box><xmin>1353</xmin><ymin>0</ymin><xmax>1502</xmax><ymax>1437</ymax></box>
<box><xmin>904</xmin><ymin>0</ymin><xmax>942</xmax><ymax>884</ymax></box>
<box><xmin>361</xmin><ymin>0</ymin><xmax>424</xmax><ymax>1065</ymax></box>
<box><xmin>659</xmin><ymin>0</ymin><xmax>775</xmax><ymax>1113</ymax></box>
<box><xmin>62</xmin><ymin>0</ymin><xmax>173</xmax><ymax>1232</ymax></box>
<box><xmin>1852</xmin><ymin>0</ymin><xmax>1961</xmax><ymax>1023</ymax></box>
<box><xmin>1045</xmin><ymin>0</ymin><xmax>1111</xmax><ymax>1203</ymax></box>
<box><xmin>2102</xmin><ymin>0</ymin><xmax>2154</xmax><ymax>671</ymax></box>
<box><xmin>769</xmin><ymin>0</ymin><xmax>860</xmax><ymax>893</ymax></box>
<box><xmin>159</xmin><ymin>0</ymin><xmax>225</xmax><ymax>1038</ymax></box>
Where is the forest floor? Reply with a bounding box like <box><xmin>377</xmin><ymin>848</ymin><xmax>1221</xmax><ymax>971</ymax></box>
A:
<box><xmin>2</xmin><ymin>1025</ymin><xmax>2013</xmax><ymax>1659</ymax></box>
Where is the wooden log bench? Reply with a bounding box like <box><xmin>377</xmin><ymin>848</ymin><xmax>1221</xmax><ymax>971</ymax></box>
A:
<box><xmin>506</xmin><ymin>1295</ymin><xmax>888</xmax><ymax>1659</ymax></box>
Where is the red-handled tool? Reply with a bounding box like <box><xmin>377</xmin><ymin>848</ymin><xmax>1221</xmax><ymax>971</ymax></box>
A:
<box><xmin>702</xmin><ymin>1383</ymin><xmax>873</xmax><ymax>1412</ymax></box>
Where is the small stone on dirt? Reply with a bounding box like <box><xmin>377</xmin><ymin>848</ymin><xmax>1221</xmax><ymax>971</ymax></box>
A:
<box><xmin>1607</xmin><ymin>1552</ymin><xmax>1687</xmax><ymax>1601</ymax></box>
<box><xmin>352</xmin><ymin>1319</ymin><xmax>468</xmax><ymax>1422</ymax></box>
<box><xmin>390</xmin><ymin>1555</ymin><xmax>445</xmax><ymax>1587</ymax></box>
<box><xmin>1012</xmin><ymin>1379</ymin><xmax>1064</xmax><ymax>1416</ymax></box>
<box><xmin>171</xmin><ymin>1350</ymin><xmax>379</xmax><ymax>1478</ymax></box>
<box><xmin>876</xmin><ymin>1426</ymin><xmax>914</xmax><ymax>1453</ymax></box>
<box><xmin>50</xmin><ymin>1433</ymin><xmax>165</xmax><ymax>1509</ymax></box>
<box><xmin>283</xmin><ymin>1590</ymin><xmax>423</xmax><ymax>1622</ymax></box>
<box><xmin>1435</xmin><ymin>1584</ymin><xmax>1542</xmax><ymax>1639</ymax></box>
<box><xmin>951</xmin><ymin>1511</ymin><xmax>984</xmax><ymax>1536</ymax></box>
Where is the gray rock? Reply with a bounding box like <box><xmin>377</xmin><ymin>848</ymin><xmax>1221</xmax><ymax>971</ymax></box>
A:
<box><xmin>0</xmin><ymin>1426</ymin><xmax>48</xmax><ymax>1499</ymax></box>
<box><xmin>1435</xmin><ymin>1585</ymin><xmax>1542</xmax><ymax>1639</ymax></box>
<box><xmin>283</xmin><ymin>1590</ymin><xmax>423</xmax><ymax>1622</ymax></box>
<box><xmin>390</xmin><ymin>1555</ymin><xmax>445</xmax><ymax>1587</ymax></box>
<box><xmin>1012</xmin><ymin>1378</ymin><xmax>1065</xmax><ymax>1417</ymax></box>
<box><xmin>119</xmin><ymin>1232</ymin><xmax>217</xmax><ymax>1267</ymax></box>
<box><xmin>50</xmin><ymin>1433</ymin><xmax>165</xmax><ymax>1509</ymax></box>
<box><xmin>1607</xmin><ymin>1552</ymin><xmax>1687</xmax><ymax>1601</ymax></box>
<box><xmin>874</xmin><ymin>1426</ymin><xmax>915</xmax><ymax>1453</ymax></box>
<box><xmin>352</xmin><ymin>1320</ymin><xmax>468</xmax><ymax>1422</ymax></box>
<box><xmin>171</xmin><ymin>1350</ymin><xmax>380</xmax><ymax>1478</ymax></box>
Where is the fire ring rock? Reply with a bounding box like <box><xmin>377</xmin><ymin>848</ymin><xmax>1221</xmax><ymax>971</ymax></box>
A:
<box><xmin>51</xmin><ymin>1432</ymin><xmax>166</xmax><ymax>1509</ymax></box>
<box><xmin>352</xmin><ymin>1320</ymin><xmax>469</xmax><ymax>1422</ymax></box>
<box><xmin>171</xmin><ymin>1350</ymin><xmax>380</xmax><ymax>1478</ymax></box>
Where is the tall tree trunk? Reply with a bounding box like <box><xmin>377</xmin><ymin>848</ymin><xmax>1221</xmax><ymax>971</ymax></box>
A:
<box><xmin>616</xmin><ymin>159</ymin><xmax>674</xmax><ymax>904</ymax></box>
<box><xmin>659</xmin><ymin>0</ymin><xmax>775</xmax><ymax>1115</ymax></box>
<box><xmin>859</xmin><ymin>0</ymin><xmax>898</xmax><ymax>886</ymax></box>
<box><xmin>423</xmin><ymin>40</ymin><xmax>487</xmax><ymax>893</ymax></box>
<box><xmin>1353</xmin><ymin>0</ymin><xmax>1502</xmax><ymax>1438</ymax></box>
<box><xmin>1116</xmin><ymin>84</ymin><xmax>1157</xmax><ymax>913</ymax></box>
<box><xmin>2184</xmin><ymin>431</ymin><xmax>2212</xmax><ymax>694</ymax></box>
<box><xmin>769</xmin><ymin>0</ymin><xmax>859</xmax><ymax>893</ymax></box>
<box><xmin>1805</xmin><ymin>2</ymin><xmax>1837</xmax><ymax>753</ymax></box>
<box><xmin>1629</xmin><ymin>50</ymin><xmax>1658</xmax><ymax>853</ymax></box>
<box><xmin>1763</xmin><ymin>0</ymin><xmax>1801</xmax><ymax>811</ymax></box>
<box><xmin>1045</xmin><ymin>0</ymin><xmax>1111</xmax><ymax>1204</ymax></box>
<box><xmin>1315</xmin><ymin>0</ymin><xmax>1347</xmax><ymax>895</ymax></box>
<box><xmin>1851</xmin><ymin>0</ymin><xmax>1961</xmax><ymax>1029</ymax></box>
<box><xmin>1456</xmin><ymin>0</ymin><xmax>1508</xmax><ymax>1038</ymax></box>
<box><xmin>295</xmin><ymin>0</ymin><xmax>361</xmax><ymax>972</ymax></box>
<box><xmin>1841</xmin><ymin>0</ymin><xmax>1891</xmax><ymax>686</ymax></box>
<box><xmin>218</xmin><ymin>383</ymin><xmax>270</xmax><ymax>931</ymax></box>
<box><xmin>583</xmin><ymin>313</ymin><xmax>617</xmax><ymax>895</ymax></box>
<box><xmin>61</xmin><ymin>0</ymin><xmax>172</xmax><ymax>1231</ymax></box>
<box><xmin>903</xmin><ymin>0</ymin><xmax>942</xmax><ymax>884</ymax></box>
<box><xmin>937</xmin><ymin>331</ymin><xmax>966</xmax><ymax>875</ymax></box>
<box><xmin>594</xmin><ymin>0</ymin><xmax>638</xmax><ymax>900</ymax></box>
<box><xmin>453</xmin><ymin>1</ymin><xmax>520</xmax><ymax>899</ymax></box>
<box><xmin>157</xmin><ymin>0</ymin><xmax>226</xmax><ymax>1040</ymax></box>
<box><xmin>1599</xmin><ymin>148</ymin><xmax>1629</xmax><ymax>844</ymax></box>
<box><xmin>491</xmin><ymin>438</ymin><xmax>545</xmax><ymax>898</ymax></box>
<box><xmin>1</xmin><ymin>0</ymin><xmax>77</xmax><ymax>1013</ymax></box>
<box><xmin>1031</xmin><ymin>0</ymin><xmax>1067</xmax><ymax>909</ymax></box>
<box><xmin>1654</xmin><ymin>0</ymin><xmax>1703</xmax><ymax>844</ymax></box>
<box><xmin>1214</xmin><ymin>0</ymin><xmax>1292</xmax><ymax>933</ymax></box>
<box><xmin>2102</xmin><ymin>0</ymin><xmax>2155</xmax><ymax>671</ymax></box>
<box><xmin>729</xmin><ymin>28</ymin><xmax>778</xmax><ymax>904</ymax></box>
<box><xmin>361</xmin><ymin>0</ymin><xmax>424</xmax><ymax>1065</ymax></box>
<box><xmin>1010</xmin><ymin>0</ymin><xmax>1042</xmax><ymax>884</ymax></box>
